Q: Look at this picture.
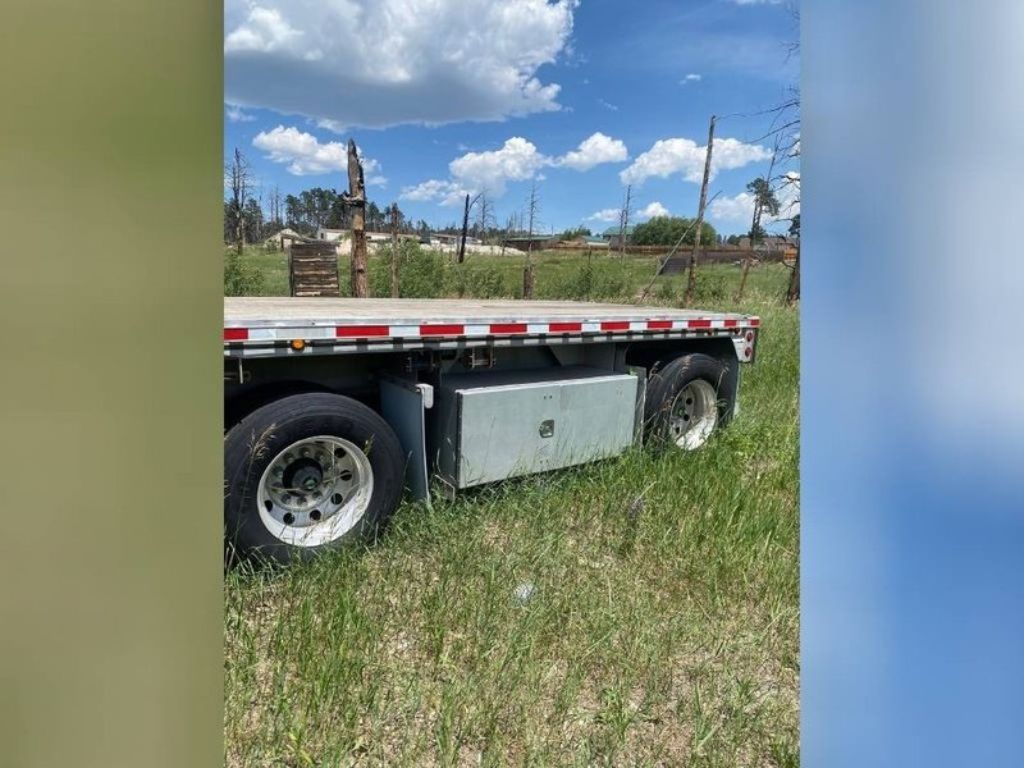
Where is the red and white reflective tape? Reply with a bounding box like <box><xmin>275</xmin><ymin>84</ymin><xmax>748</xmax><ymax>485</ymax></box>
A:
<box><xmin>223</xmin><ymin>316</ymin><xmax>759</xmax><ymax>343</ymax></box>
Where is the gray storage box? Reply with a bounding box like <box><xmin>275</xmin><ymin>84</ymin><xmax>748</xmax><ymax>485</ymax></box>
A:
<box><xmin>433</xmin><ymin>366</ymin><xmax>638</xmax><ymax>488</ymax></box>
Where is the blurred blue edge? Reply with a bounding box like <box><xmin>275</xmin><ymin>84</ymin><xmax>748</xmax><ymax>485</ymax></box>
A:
<box><xmin>803</xmin><ymin>1</ymin><xmax>1024</xmax><ymax>766</ymax></box>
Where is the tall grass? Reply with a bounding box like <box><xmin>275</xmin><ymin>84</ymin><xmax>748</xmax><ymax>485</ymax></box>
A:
<box><xmin>224</xmin><ymin>249</ymin><xmax>799</xmax><ymax>766</ymax></box>
<box><xmin>224</xmin><ymin>244</ymin><xmax>787</xmax><ymax>307</ymax></box>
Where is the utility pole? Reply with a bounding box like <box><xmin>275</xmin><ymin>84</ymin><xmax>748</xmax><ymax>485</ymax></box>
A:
<box><xmin>345</xmin><ymin>139</ymin><xmax>368</xmax><ymax>298</ymax></box>
<box><xmin>390</xmin><ymin>202</ymin><xmax>400</xmax><ymax>298</ymax></box>
<box><xmin>458</xmin><ymin>193</ymin><xmax>470</xmax><ymax>264</ymax></box>
<box><xmin>684</xmin><ymin>114</ymin><xmax>715</xmax><ymax>305</ymax></box>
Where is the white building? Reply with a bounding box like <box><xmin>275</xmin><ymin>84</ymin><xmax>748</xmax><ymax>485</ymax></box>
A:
<box><xmin>316</xmin><ymin>228</ymin><xmax>349</xmax><ymax>242</ymax></box>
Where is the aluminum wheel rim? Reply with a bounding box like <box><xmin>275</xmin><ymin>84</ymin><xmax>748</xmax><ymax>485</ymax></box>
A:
<box><xmin>257</xmin><ymin>436</ymin><xmax>373</xmax><ymax>547</ymax></box>
<box><xmin>668</xmin><ymin>379</ymin><xmax>719</xmax><ymax>450</ymax></box>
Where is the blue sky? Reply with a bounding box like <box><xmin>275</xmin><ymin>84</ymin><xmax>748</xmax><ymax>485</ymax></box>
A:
<box><xmin>224</xmin><ymin>0</ymin><xmax>799</xmax><ymax>234</ymax></box>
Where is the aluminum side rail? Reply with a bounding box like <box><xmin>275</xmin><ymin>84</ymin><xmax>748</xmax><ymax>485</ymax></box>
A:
<box><xmin>224</xmin><ymin>298</ymin><xmax>760</xmax><ymax>361</ymax></box>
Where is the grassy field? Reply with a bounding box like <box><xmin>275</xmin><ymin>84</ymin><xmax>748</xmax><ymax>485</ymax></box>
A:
<box><xmin>224</xmin><ymin>244</ymin><xmax>788</xmax><ymax>306</ymax></box>
<box><xmin>224</xmin><ymin>247</ymin><xmax>799</xmax><ymax>767</ymax></box>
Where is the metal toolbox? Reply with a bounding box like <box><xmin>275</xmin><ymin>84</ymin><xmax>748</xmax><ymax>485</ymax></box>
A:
<box><xmin>432</xmin><ymin>366</ymin><xmax>639</xmax><ymax>489</ymax></box>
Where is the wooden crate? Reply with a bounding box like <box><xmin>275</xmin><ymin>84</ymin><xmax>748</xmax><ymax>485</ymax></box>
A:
<box><xmin>289</xmin><ymin>242</ymin><xmax>340</xmax><ymax>297</ymax></box>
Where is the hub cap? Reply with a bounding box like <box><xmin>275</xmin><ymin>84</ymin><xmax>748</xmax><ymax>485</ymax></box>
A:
<box><xmin>668</xmin><ymin>379</ymin><xmax>719</xmax><ymax>450</ymax></box>
<box><xmin>257</xmin><ymin>436</ymin><xmax>373</xmax><ymax>547</ymax></box>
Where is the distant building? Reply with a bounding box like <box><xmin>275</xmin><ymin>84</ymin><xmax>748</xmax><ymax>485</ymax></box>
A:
<box><xmin>318</xmin><ymin>227</ymin><xmax>419</xmax><ymax>245</ymax></box>
<box><xmin>265</xmin><ymin>227</ymin><xmax>305</xmax><ymax>248</ymax></box>
<box><xmin>601</xmin><ymin>225</ymin><xmax>635</xmax><ymax>248</ymax></box>
<box><xmin>429</xmin><ymin>233</ymin><xmax>480</xmax><ymax>247</ymax></box>
<box><xmin>316</xmin><ymin>228</ymin><xmax>348</xmax><ymax>242</ymax></box>
<box><xmin>502</xmin><ymin>235</ymin><xmax>555</xmax><ymax>252</ymax></box>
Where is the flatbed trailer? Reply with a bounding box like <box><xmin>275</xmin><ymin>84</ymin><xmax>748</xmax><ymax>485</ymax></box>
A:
<box><xmin>224</xmin><ymin>298</ymin><xmax>760</xmax><ymax>562</ymax></box>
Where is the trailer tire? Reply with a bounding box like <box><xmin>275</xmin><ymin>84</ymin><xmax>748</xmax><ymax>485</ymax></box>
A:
<box><xmin>224</xmin><ymin>393</ymin><xmax>405</xmax><ymax>563</ymax></box>
<box><xmin>645</xmin><ymin>353</ymin><xmax>733</xmax><ymax>451</ymax></box>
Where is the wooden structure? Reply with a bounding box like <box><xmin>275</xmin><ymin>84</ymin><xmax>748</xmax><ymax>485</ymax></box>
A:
<box><xmin>289</xmin><ymin>241</ymin><xmax>340</xmax><ymax>297</ymax></box>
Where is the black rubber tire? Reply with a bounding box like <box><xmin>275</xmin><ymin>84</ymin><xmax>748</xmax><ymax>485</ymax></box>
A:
<box><xmin>224</xmin><ymin>392</ymin><xmax>405</xmax><ymax>564</ymax></box>
<box><xmin>644</xmin><ymin>353</ymin><xmax>733</xmax><ymax>450</ymax></box>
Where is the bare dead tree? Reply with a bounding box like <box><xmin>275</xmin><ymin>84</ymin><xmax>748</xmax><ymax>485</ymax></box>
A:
<box><xmin>269</xmin><ymin>184</ymin><xmax>282</xmax><ymax>241</ymax></box>
<box><xmin>458</xmin><ymin>193</ymin><xmax>471</xmax><ymax>264</ymax></box>
<box><xmin>389</xmin><ymin>202</ymin><xmax>401</xmax><ymax>298</ymax></box>
<box><xmin>227</xmin><ymin>147</ymin><xmax>250</xmax><ymax>255</ymax></box>
<box><xmin>476</xmin><ymin>192</ymin><xmax>494</xmax><ymax>242</ymax></box>
<box><xmin>344</xmin><ymin>139</ymin><xmax>368</xmax><ymax>298</ymax></box>
<box><xmin>523</xmin><ymin>181</ymin><xmax>540</xmax><ymax>299</ymax></box>
<box><xmin>737</xmin><ymin>133</ymin><xmax>783</xmax><ymax>301</ymax></box>
<box><xmin>684</xmin><ymin>115</ymin><xmax>716</xmax><ymax>305</ymax></box>
<box><xmin>617</xmin><ymin>184</ymin><xmax>632</xmax><ymax>257</ymax></box>
<box><xmin>747</xmin><ymin>6</ymin><xmax>800</xmax><ymax>302</ymax></box>
<box><xmin>500</xmin><ymin>214</ymin><xmax>514</xmax><ymax>257</ymax></box>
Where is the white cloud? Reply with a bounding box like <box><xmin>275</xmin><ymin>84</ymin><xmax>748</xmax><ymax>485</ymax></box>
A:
<box><xmin>638</xmin><ymin>201</ymin><xmax>670</xmax><ymax>219</ymax></box>
<box><xmin>708</xmin><ymin>192</ymin><xmax>757</xmax><ymax>223</ymax></box>
<box><xmin>588</xmin><ymin>200</ymin><xmax>666</xmax><ymax>223</ymax></box>
<box><xmin>732</xmin><ymin>0</ymin><xmax>783</xmax><ymax>4</ymax></box>
<box><xmin>225</xmin><ymin>104</ymin><xmax>255</xmax><ymax>122</ymax></box>
<box><xmin>399</xmin><ymin>179</ymin><xmax>468</xmax><ymax>206</ymax></box>
<box><xmin>620</xmin><ymin>137</ymin><xmax>772</xmax><ymax>186</ymax></box>
<box><xmin>597</xmin><ymin>99</ymin><xmax>619</xmax><ymax>111</ymax></box>
<box><xmin>403</xmin><ymin>133</ymin><xmax>623</xmax><ymax>204</ymax></box>
<box><xmin>448</xmin><ymin>137</ymin><xmax>549</xmax><ymax>197</ymax></box>
<box><xmin>252</xmin><ymin>125</ymin><xmax>386</xmax><ymax>184</ymax></box>
<box><xmin>556</xmin><ymin>132</ymin><xmax>628</xmax><ymax>171</ymax></box>
<box><xmin>315</xmin><ymin>118</ymin><xmax>346</xmax><ymax>134</ymax></box>
<box><xmin>225</xmin><ymin>6</ymin><xmax>306</xmax><ymax>55</ymax></box>
<box><xmin>224</xmin><ymin>0</ymin><xmax>577</xmax><ymax>129</ymax></box>
<box><xmin>680</xmin><ymin>73</ymin><xmax>702</xmax><ymax>84</ymax></box>
<box><xmin>586</xmin><ymin>208</ymin><xmax>622</xmax><ymax>223</ymax></box>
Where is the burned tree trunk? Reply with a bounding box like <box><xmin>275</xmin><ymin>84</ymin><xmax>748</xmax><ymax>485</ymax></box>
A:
<box><xmin>786</xmin><ymin>241</ymin><xmax>800</xmax><ymax>304</ymax></box>
<box><xmin>346</xmin><ymin>139</ymin><xmax>368</xmax><ymax>298</ymax></box>
<box><xmin>390</xmin><ymin>202</ymin><xmax>400</xmax><ymax>298</ymax></box>
<box><xmin>458</xmin><ymin>193</ymin><xmax>470</xmax><ymax>264</ymax></box>
<box><xmin>684</xmin><ymin>115</ymin><xmax>715</xmax><ymax>306</ymax></box>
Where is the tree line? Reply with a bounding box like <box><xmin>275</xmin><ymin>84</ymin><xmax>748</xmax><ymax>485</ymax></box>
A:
<box><xmin>224</xmin><ymin>148</ymin><xmax>437</xmax><ymax>247</ymax></box>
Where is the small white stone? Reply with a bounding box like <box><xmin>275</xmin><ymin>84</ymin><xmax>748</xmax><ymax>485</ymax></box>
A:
<box><xmin>513</xmin><ymin>582</ymin><xmax>536</xmax><ymax>603</ymax></box>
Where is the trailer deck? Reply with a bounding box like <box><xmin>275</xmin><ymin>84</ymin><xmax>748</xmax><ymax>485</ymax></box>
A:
<box><xmin>224</xmin><ymin>298</ymin><xmax>760</xmax><ymax>358</ymax></box>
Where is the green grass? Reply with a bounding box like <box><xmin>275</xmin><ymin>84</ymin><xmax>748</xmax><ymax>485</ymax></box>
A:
<box><xmin>224</xmin><ymin>247</ymin><xmax>799</xmax><ymax>766</ymax></box>
<box><xmin>225</xmin><ymin>244</ymin><xmax>788</xmax><ymax>308</ymax></box>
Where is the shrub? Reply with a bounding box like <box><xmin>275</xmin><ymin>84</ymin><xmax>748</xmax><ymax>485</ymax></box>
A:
<box><xmin>653</xmin><ymin>279</ymin><xmax>677</xmax><ymax>304</ymax></box>
<box><xmin>445</xmin><ymin>262</ymin><xmax>510</xmax><ymax>299</ymax></box>
<box><xmin>690</xmin><ymin>270</ymin><xmax>728</xmax><ymax>304</ymax></box>
<box><xmin>542</xmin><ymin>258</ymin><xmax>631</xmax><ymax>301</ymax></box>
<box><xmin>224</xmin><ymin>249</ymin><xmax>264</xmax><ymax>296</ymax></box>
<box><xmin>369</xmin><ymin>241</ymin><xmax>446</xmax><ymax>298</ymax></box>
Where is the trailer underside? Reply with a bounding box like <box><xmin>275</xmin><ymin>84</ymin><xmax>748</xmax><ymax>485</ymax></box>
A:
<box><xmin>223</xmin><ymin>298</ymin><xmax>760</xmax><ymax>560</ymax></box>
